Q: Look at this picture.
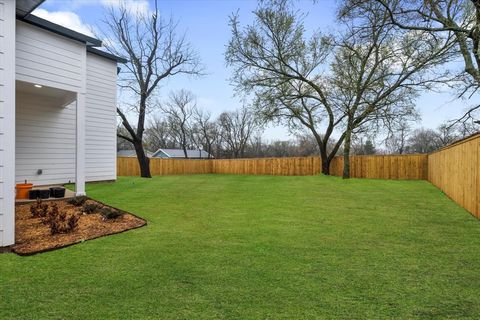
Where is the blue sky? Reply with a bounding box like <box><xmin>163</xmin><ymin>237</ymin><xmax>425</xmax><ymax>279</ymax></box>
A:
<box><xmin>34</xmin><ymin>0</ymin><xmax>475</xmax><ymax>141</ymax></box>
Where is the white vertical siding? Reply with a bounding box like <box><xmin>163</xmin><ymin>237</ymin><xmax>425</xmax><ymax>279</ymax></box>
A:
<box><xmin>15</xmin><ymin>21</ymin><xmax>83</xmax><ymax>92</ymax></box>
<box><xmin>0</xmin><ymin>0</ymin><xmax>15</xmax><ymax>247</ymax></box>
<box><xmin>15</xmin><ymin>94</ymin><xmax>76</xmax><ymax>185</ymax></box>
<box><xmin>85</xmin><ymin>53</ymin><xmax>117</xmax><ymax>182</ymax></box>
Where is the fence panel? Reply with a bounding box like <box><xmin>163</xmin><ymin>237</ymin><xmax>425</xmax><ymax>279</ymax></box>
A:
<box><xmin>210</xmin><ymin>157</ymin><xmax>320</xmax><ymax>176</ymax></box>
<box><xmin>117</xmin><ymin>157</ymin><xmax>212</xmax><ymax>176</ymax></box>
<box><xmin>428</xmin><ymin>134</ymin><xmax>480</xmax><ymax>218</ymax></box>
<box><xmin>329</xmin><ymin>155</ymin><xmax>428</xmax><ymax>179</ymax></box>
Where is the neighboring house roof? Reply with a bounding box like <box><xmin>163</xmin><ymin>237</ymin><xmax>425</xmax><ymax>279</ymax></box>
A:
<box><xmin>152</xmin><ymin>148</ymin><xmax>213</xmax><ymax>159</ymax></box>
<box><xmin>117</xmin><ymin>150</ymin><xmax>153</xmax><ymax>158</ymax></box>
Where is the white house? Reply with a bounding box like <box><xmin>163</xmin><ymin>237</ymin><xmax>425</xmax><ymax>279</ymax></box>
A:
<box><xmin>0</xmin><ymin>1</ymin><xmax>125</xmax><ymax>247</ymax></box>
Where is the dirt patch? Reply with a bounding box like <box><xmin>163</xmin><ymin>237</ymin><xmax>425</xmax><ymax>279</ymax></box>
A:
<box><xmin>13</xmin><ymin>198</ymin><xmax>146</xmax><ymax>255</ymax></box>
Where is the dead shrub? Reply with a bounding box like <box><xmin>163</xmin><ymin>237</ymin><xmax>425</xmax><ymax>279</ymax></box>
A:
<box><xmin>30</xmin><ymin>199</ymin><xmax>49</xmax><ymax>218</ymax></box>
<box><xmin>44</xmin><ymin>203</ymin><xmax>80</xmax><ymax>235</ymax></box>
<box><xmin>67</xmin><ymin>196</ymin><xmax>87</xmax><ymax>207</ymax></box>
<box><xmin>82</xmin><ymin>203</ymin><xmax>98</xmax><ymax>214</ymax></box>
<box><xmin>100</xmin><ymin>207</ymin><xmax>124</xmax><ymax>220</ymax></box>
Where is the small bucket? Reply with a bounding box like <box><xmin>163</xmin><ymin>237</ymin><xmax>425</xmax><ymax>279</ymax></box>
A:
<box><xmin>16</xmin><ymin>183</ymin><xmax>33</xmax><ymax>200</ymax></box>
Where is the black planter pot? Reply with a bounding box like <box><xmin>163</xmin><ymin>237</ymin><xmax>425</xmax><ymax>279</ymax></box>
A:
<box><xmin>49</xmin><ymin>187</ymin><xmax>66</xmax><ymax>198</ymax></box>
<box><xmin>38</xmin><ymin>189</ymin><xmax>50</xmax><ymax>199</ymax></box>
<box><xmin>28</xmin><ymin>190</ymin><xmax>40</xmax><ymax>200</ymax></box>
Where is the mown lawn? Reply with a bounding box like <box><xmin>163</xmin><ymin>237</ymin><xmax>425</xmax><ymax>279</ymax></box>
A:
<box><xmin>1</xmin><ymin>175</ymin><xmax>480</xmax><ymax>319</ymax></box>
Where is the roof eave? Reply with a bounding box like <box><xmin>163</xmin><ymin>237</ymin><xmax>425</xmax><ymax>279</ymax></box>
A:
<box><xmin>16</xmin><ymin>0</ymin><xmax>45</xmax><ymax>18</ymax></box>
<box><xmin>87</xmin><ymin>47</ymin><xmax>128</xmax><ymax>64</ymax></box>
<box><xmin>19</xmin><ymin>14</ymin><xmax>102</xmax><ymax>47</ymax></box>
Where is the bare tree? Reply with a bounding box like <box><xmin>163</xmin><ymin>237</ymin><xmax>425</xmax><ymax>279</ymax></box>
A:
<box><xmin>385</xmin><ymin>122</ymin><xmax>411</xmax><ymax>154</ymax></box>
<box><xmin>218</xmin><ymin>107</ymin><xmax>260</xmax><ymax>158</ymax></box>
<box><xmin>226</xmin><ymin>0</ymin><xmax>452</xmax><ymax>177</ymax></box>
<box><xmin>455</xmin><ymin>120</ymin><xmax>479</xmax><ymax>137</ymax></box>
<box><xmin>117</xmin><ymin>125</ymin><xmax>134</xmax><ymax>151</ymax></box>
<box><xmin>295</xmin><ymin>133</ymin><xmax>322</xmax><ymax>156</ymax></box>
<box><xmin>352</xmin><ymin>136</ymin><xmax>377</xmax><ymax>155</ymax></box>
<box><xmin>101</xmin><ymin>0</ymin><xmax>202</xmax><ymax>177</ymax></box>
<box><xmin>335</xmin><ymin>1</ymin><xmax>456</xmax><ymax>177</ymax></box>
<box><xmin>226</xmin><ymin>1</ymin><xmax>339</xmax><ymax>173</ymax></box>
<box><xmin>193</xmin><ymin>109</ymin><xmax>218</xmax><ymax>159</ymax></box>
<box><xmin>361</xmin><ymin>0</ymin><xmax>480</xmax><ymax>125</ymax></box>
<box><xmin>406</xmin><ymin>128</ymin><xmax>444</xmax><ymax>153</ymax></box>
<box><xmin>436</xmin><ymin>123</ymin><xmax>460</xmax><ymax>147</ymax></box>
<box><xmin>144</xmin><ymin>116</ymin><xmax>176</xmax><ymax>151</ymax></box>
<box><xmin>161</xmin><ymin>90</ymin><xmax>197</xmax><ymax>158</ymax></box>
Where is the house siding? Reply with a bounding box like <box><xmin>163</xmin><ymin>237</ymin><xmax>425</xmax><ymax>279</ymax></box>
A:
<box><xmin>15</xmin><ymin>20</ymin><xmax>84</xmax><ymax>92</ymax></box>
<box><xmin>0</xmin><ymin>0</ymin><xmax>16</xmax><ymax>246</ymax></box>
<box><xmin>15</xmin><ymin>94</ymin><xmax>76</xmax><ymax>185</ymax></box>
<box><xmin>14</xmin><ymin>20</ymin><xmax>84</xmax><ymax>187</ymax></box>
<box><xmin>14</xmin><ymin>32</ymin><xmax>117</xmax><ymax>186</ymax></box>
<box><xmin>85</xmin><ymin>53</ymin><xmax>117</xmax><ymax>182</ymax></box>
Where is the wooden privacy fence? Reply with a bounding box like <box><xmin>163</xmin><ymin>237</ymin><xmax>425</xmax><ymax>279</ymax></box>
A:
<box><xmin>428</xmin><ymin>134</ymin><xmax>480</xmax><ymax>218</ymax></box>
<box><xmin>329</xmin><ymin>154</ymin><xmax>428</xmax><ymax>180</ymax></box>
<box><xmin>117</xmin><ymin>157</ymin><xmax>213</xmax><ymax>176</ymax></box>
<box><xmin>212</xmin><ymin>157</ymin><xmax>322</xmax><ymax>176</ymax></box>
<box><xmin>117</xmin><ymin>154</ymin><xmax>428</xmax><ymax>179</ymax></box>
<box><xmin>118</xmin><ymin>156</ymin><xmax>322</xmax><ymax>176</ymax></box>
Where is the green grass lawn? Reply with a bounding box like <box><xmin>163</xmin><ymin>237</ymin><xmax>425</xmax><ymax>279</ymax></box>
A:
<box><xmin>1</xmin><ymin>175</ymin><xmax>480</xmax><ymax>319</ymax></box>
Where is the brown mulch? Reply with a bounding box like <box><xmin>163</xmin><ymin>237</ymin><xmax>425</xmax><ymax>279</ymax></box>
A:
<box><xmin>13</xmin><ymin>198</ymin><xmax>146</xmax><ymax>255</ymax></box>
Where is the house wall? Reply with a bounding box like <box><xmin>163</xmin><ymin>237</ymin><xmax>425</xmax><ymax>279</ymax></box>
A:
<box><xmin>13</xmin><ymin>24</ymin><xmax>117</xmax><ymax>186</ymax></box>
<box><xmin>15</xmin><ymin>94</ymin><xmax>76</xmax><ymax>185</ymax></box>
<box><xmin>85</xmin><ymin>53</ymin><xmax>117</xmax><ymax>182</ymax></box>
<box><xmin>15</xmin><ymin>21</ymin><xmax>84</xmax><ymax>92</ymax></box>
<box><xmin>14</xmin><ymin>19</ymin><xmax>83</xmax><ymax>186</ymax></box>
<box><xmin>0</xmin><ymin>0</ymin><xmax>16</xmax><ymax>246</ymax></box>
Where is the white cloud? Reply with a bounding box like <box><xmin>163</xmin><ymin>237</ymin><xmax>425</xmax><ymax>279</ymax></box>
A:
<box><xmin>100</xmin><ymin>0</ymin><xmax>150</xmax><ymax>16</ymax></box>
<box><xmin>33</xmin><ymin>8</ymin><xmax>94</xmax><ymax>37</ymax></box>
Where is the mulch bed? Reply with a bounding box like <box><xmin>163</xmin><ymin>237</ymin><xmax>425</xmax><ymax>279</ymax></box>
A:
<box><xmin>12</xmin><ymin>198</ymin><xmax>146</xmax><ymax>256</ymax></box>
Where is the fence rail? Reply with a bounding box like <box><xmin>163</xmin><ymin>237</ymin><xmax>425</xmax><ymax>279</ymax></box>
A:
<box><xmin>117</xmin><ymin>133</ymin><xmax>480</xmax><ymax>218</ymax></box>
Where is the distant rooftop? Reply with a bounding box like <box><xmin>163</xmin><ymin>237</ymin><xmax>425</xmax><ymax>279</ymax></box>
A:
<box><xmin>117</xmin><ymin>150</ymin><xmax>153</xmax><ymax>158</ymax></box>
<box><xmin>153</xmin><ymin>148</ymin><xmax>212</xmax><ymax>159</ymax></box>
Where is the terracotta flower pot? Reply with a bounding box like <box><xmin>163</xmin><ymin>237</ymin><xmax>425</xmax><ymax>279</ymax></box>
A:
<box><xmin>16</xmin><ymin>183</ymin><xmax>33</xmax><ymax>200</ymax></box>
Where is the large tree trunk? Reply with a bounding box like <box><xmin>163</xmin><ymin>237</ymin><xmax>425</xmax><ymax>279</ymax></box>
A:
<box><xmin>182</xmin><ymin>145</ymin><xmax>188</xmax><ymax>158</ymax></box>
<box><xmin>321</xmin><ymin>157</ymin><xmax>331</xmax><ymax>175</ymax></box>
<box><xmin>133</xmin><ymin>141</ymin><xmax>151</xmax><ymax>178</ymax></box>
<box><xmin>318</xmin><ymin>143</ymin><xmax>331</xmax><ymax>175</ymax></box>
<box><xmin>342</xmin><ymin>129</ymin><xmax>352</xmax><ymax>179</ymax></box>
<box><xmin>207</xmin><ymin>144</ymin><xmax>212</xmax><ymax>159</ymax></box>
